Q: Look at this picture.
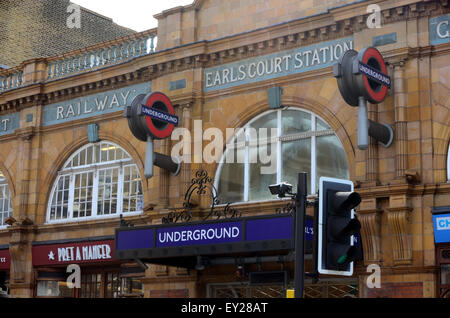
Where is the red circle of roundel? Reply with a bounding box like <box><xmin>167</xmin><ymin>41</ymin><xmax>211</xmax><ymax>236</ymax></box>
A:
<box><xmin>144</xmin><ymin>92</ymin><xmax>175</xmax><ymax>140</ymax></box>
<box><xmin>361</xmin><ymin>47</ymin><xmax>389</xmax><ymax>103</ymax></box>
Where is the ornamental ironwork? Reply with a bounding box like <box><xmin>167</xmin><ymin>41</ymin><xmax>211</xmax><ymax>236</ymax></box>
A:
<box><xmin>275</xmin><ymin>202</ymin><xmax>296</xmax><ymax>214</ymax></box>
<box><xmin>162</xmin><ymin>170</ymin><xmax>242</xmax><ymax>224</ymax></box>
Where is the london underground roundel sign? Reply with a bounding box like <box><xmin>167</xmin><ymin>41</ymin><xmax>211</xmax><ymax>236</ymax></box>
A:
<box><xmin>356</xmin><ymin>47</ymin><xmax>390</xmax><ymax>104</ymax></box>
<box><xmin>142</xmin><ymin>92</ymin><xmax>178</xmax><ymax>140</ymax></box>
<box><xmin>125</xmin><ymin>92</ymin><xmax>178</xmax><ymax>141</ymax></box>
<box><xmin>334</xmin><ymin>47</ymin><xmax>391</xmax><ymax>106</ymax></box>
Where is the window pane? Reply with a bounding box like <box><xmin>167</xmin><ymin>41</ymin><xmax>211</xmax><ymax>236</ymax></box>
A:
<box><xmin>98</xmin><ymin>168</ymin><xmax>119</xmax><ymax>215</ymax></box>
<box><xmin>441</xmin><ymin>265</ymin><xmax>450</xmax><ymax>285</ymax></box>
<box><xmin>249</xmin><ymin>111</ymin><xmax>277</xmax><ymax>131</ymax></box>
<box><xmin>73</xmin><ymin>172</ymin><xmax>94</xmax><ymax>218</ymax></box>
<box><xmin>122</xmin><ymin>165</ymin><xmax>143</xmax><ymax>213</ymax></box>
<box><xmin>249</xmin><ymin>143</ymin><xmax>277</xmax><ymax>201</ymax></box>
<box><xmin>316</xmin><ymin>117</ymin><xmax>331</xmax><ymax>131</ymax></box>
<box><xmin>282</xmin><ymin>110</ymin><xmax>311</xmax><ymax>135</ymax></box>
<box><xmin>316</xmin><ymin>135</ymin><xmax>349</xmax><ymax>192</ymax></box>
<box><xmin>36</xmin><ymin>281</ymin><xmax>61</xmax><ymax>297</ymax></box>
<box><xmin>49</xmin><ymin>175</ymin><xmax>70</xmax><ymax>221</ymax></box>
<box><xmin>94</xmin><ymin>144</ymin><xmax>101</xmax><ymax>164</ymax></box>
<box><xmin>282</xmin><ymin>139</ymin><xmax>311</xmax><ymax>194</ymax></box>
<box><xmin>79</xmin><ymin>149</ymin><xmax>86</xmax><ymax>166</ymax></box>
<box><xmin>86</xmin><ymin>145</ymin><xmax>93</xmax><ymax>165</ymax></box>
<box><xmin>217</xmin><ymin>146</ymin><xmax>245</xmax><ymax>204</ymax></box>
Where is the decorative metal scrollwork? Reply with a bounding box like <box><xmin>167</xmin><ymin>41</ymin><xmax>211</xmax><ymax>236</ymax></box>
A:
<box><xmin>162</xmin><ymin>170</ymin><xmax>242</xmax><ymax>224</ymax></box>
<box><xmin>275</xmin><ymin>201</ymin><xmax>295</xmax><ymax>214</ymax></box>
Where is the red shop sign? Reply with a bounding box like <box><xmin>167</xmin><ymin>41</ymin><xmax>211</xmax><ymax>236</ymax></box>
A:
<box><xmin>32</xmin><ymin>240</ymin><xmax>115</xmax><ymax>266</ymax></box>
<box><xmin>0</xmin><ymin>249</ymin><xmax>10</xmax><ymax>270</ymax></box>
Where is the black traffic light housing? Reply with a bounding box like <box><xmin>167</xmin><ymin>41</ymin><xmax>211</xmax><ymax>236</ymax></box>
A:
<box><xmin>318</xmin><ymin>177</ymin><xmax>362</xmax><ymax>276</ymax></box>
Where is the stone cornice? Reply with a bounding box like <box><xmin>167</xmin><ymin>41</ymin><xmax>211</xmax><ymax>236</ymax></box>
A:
<box><xmin>356</xmin><ymin>182</ymin><xmax>450</xmax><ymax>199</ymax></box>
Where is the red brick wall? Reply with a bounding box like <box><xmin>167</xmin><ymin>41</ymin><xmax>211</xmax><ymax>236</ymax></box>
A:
<box><xmin>367</xmin><ymin>282</ymin><xmax>423</xmax><ymax>298</ymax></box>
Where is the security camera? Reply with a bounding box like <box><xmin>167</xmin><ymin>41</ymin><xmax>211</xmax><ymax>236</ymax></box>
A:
<box><xmin>268</xmin><ymin>182</ymin><xmax>293</xmax><ymax>198</ymax></box>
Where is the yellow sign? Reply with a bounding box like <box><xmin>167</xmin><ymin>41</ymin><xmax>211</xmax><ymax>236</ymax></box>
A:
<box><xmin>286</xmin><ymin>289</ymin><xmax>295</xmax><ymax>298</ymax></box>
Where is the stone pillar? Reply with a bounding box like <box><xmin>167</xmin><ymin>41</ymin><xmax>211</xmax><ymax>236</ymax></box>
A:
<box><xmin>7</xmin><ymin>126</ymin><xmax>37</xmax><ymax>298</ymax></box>
<box><xmin>8</xmin><ymin>220</ymin><xmax>34</xmax><ymax>298</ymax></box>
<box><xmin>392</xmin><ymin>62</ymin><xmax>409</xmax><ymax>181</ymax></box>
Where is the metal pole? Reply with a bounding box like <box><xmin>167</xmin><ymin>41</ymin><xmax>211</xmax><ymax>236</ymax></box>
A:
<box><xmin>144</xmin><ymin>136</ymin><xmax>154</xmax><ymax>179</ymax></box>
<box><xmin>357</xmin><ymin>96</ymin><xmax>369</xmax><ymax>150</ymax></box>
<box><xmin>312</xmin><ymin>200</ymin><xmax>319</xmax><ymax>284</ymax></box>
<box><xmin>295</xmin><ymin>172</ymin><xmax>307</xmax><ymax>298</ymax></box>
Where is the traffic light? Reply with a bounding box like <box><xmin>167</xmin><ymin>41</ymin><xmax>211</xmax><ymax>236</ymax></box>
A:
<box><xmin>318</xmin><ymin>177</ymin><xmax>362</xmax><ymax>276</ymax></box>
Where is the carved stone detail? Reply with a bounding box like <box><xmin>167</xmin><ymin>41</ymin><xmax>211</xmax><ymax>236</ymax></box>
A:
<box><xmin>358</xmin><ymin>210</ymin><xmax>382</xmax><ymax>265</ymax></box>
<box><xmin>387</xmin><ymin>198</ymin><xmax>413</xmax><ymax>265</ymax></box>
<box><xmin>357</xmin><ymin>198</ymin><xmax>382</xmax><ymax>264</ymax></box>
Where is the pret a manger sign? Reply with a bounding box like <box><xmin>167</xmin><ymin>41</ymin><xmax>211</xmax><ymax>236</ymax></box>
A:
<box><xmin>32</xmin><ymin>240</ymin><xmax>114</xmax><ymax>266</ymax></box>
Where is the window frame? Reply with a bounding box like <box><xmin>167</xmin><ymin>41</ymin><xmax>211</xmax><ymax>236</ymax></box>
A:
<box><xmin>447</xmin><ymin>143</ymin><xmax>450</xmax><ymax>182</ymax></box>
<box><xmin>214</xmin><ymin>107</ymin><xmax>349</xmax><ymax>202</ymax></box>
<box><xmin>0</xmin><ymin>173</ymin><xmax>12</xmax><ymax>230</ymax></box>
<box><xmin>46</xmin><ymin>142</ymin><xmax>143</xmax><ymax>224</ymax></box>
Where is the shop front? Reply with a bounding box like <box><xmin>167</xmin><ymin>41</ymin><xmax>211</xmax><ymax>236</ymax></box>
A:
<box><xmin>432</xmin><ymin>206</ymin><xmax>450</xmax><ymax>298</ymax></box>
<box><xmin>0</xmin><ymin>245</ymin><xmax>10</xmax><ymax>296</ymax></box>
<box><xmin>32</xmin><ymin>238</ymin><xmax>145</xmax><ymax>298</ymax></box>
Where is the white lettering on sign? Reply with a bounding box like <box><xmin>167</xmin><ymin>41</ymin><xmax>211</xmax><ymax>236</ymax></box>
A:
<box><xmin>205</xmin><ymin>40</ymin><xmax>353</xmax><ymax>90</ymax></box>
<box><xmin>1</xmin><ymin>118</ymin><xmax>10</xmax><ymax>131</ymax></box>
<box><xmin>54</xmin><ymin>90</ymin><xmax>133</xmax><ymax>121</ymax></box>
<box><xmin>437</xmin><ymin>217</ymin><xmax>450</xmax><ymax>230</ymax></box>
<box><xmin>0</xmin><ymin>257</ymin><xmax>6</xmax><ymax>263</ymax></box>
<box><xmin>159</xmin><ymin>227</ymin><xmax>240</xmax><ymax>244</ymax></box>
<box><xmin>437</xmin><ymin>20</ymin><xmax>449</xmax><ymax>39</ymax></box>
<box><xmin>52</xmin><ymin>244</ymin><xmax>112</xmax><ymax>263</ymax></box>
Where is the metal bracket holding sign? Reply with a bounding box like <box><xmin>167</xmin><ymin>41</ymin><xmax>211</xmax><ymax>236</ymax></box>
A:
<box><xmin>124</xmin><ymin>92</ymin><xmax>180</xmax><ymax>179</ymax></box>
<box><xmin>334</xmin><ymin>47</ymin><xmax>394</xmax><ymax>150</ymax></box>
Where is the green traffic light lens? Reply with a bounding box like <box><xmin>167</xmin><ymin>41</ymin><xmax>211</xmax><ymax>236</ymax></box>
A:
<box><xmin>338</xmin><ymin>254</ymin><xmax>347</xmax><ymax>265</ymax></box>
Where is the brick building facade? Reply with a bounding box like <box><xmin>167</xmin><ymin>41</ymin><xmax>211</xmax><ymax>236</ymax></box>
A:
<box><xmin>0</xmin><ymin>0</ymin><xmax>134</xmax><ymax>67</ymax></box>
<box><xmin>0</xmin><ymin>0</ymin><xmax>449</xmax><ymax>298</ymax></box>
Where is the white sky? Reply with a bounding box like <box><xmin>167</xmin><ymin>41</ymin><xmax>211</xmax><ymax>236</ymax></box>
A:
<box><xmin>72</xmin><ymin>0</ymin><xmax>194</xmax><ymax>31</ymax></box>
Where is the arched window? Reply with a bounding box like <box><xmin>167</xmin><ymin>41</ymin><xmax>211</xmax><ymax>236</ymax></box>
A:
<box><xmin>47</xmin><ymin>141</ymin><xmax>143</xmax><ymax>223</ymax></box>
<box><xmin>215</xmin><ymin>108</ymin><xmax>349</xmax><ymax>203</ymax></box>
<box><xmin>0</xmin><ymin>171</ymin><xmax>12</xmax><ymax>228</ymax></box>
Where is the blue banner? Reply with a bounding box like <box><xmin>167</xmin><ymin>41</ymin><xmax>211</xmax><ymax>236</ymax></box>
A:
<box><xmin>141</xmin><ymin>105</ymin><xmax>179</xmax><ymax>126</ymax></box>
<box><xmin>116</xmin><ymin>215</ymin><xmax>297</xmax><ymax>251</ymax></box>
<box><xmin>43</xmin><ymin>82</ymin><xmax>151</xmax><ymax>127</ymax></box>
<box><xmin>433</xmin><ymin>213</ymin><xmax>450</xmax><ymax>243</ymax></box>
<box><xmin>204</xmin><ymin>37</ymin><xmax>354</xmax><ymax>92</ymax></box>
<box><xmin>430</xmin><ymin>14</ymin><xmax>450</xmax><ymax>46</ymax></box>
<box><xmin>0</xmin><ymin>112</ymin><xmax>20</xmax><ymax>136</ymax></box>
